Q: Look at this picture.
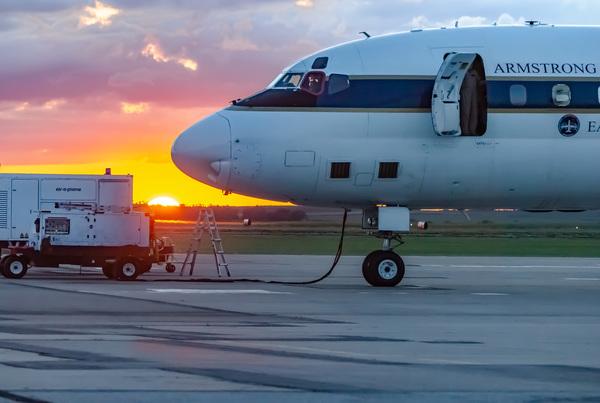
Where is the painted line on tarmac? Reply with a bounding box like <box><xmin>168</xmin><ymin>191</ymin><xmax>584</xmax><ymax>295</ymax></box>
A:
<box><xmin>428</xmin><ymin>264</ymin><xmax>600</xmax><ymax>269</ymax></box>
<box><xmin>471</xmin><ymin>293</ymin><xmax>509</xmax><ymax>296</ymax></box>
<box><xmin>564</xmin><ymin>277</ymin><xmax>600</xmax><ymax>281</ymax></box>
<box><xmin>358</xmin><ymin>291</ymin><xmax>408</xmax><ymax>295</ymax></box>
<box><xmin>147</xmin><ymin>289</ymin><xmax>293</xmax><ymax>295</ymax></box>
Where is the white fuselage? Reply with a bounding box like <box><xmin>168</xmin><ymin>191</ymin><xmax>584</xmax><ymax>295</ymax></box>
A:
<box><xmin>172</xmin><ymin>25</ymin><xmax>600</xmax><ymax>210</ymax></box>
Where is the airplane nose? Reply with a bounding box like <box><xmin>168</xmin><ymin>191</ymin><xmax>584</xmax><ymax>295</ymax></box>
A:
<box><xmin>171</xmin><ymin>113</ymin><xmax>232</xmax><ymax>187</ymax></box>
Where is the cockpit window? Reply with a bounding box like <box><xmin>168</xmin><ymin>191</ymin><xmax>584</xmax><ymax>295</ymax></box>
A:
<box><xmin>236</xmin><ymin>70</ymin><xmax>353</xmax><ymax>108</ymax></box>
<box><xmin>312</xmin><ymin>57</ymin><xmax>329</xmax><ymax>69</ymax></box>
<box><xmin>328</xmin><ymin>74</ymin><xmax>350</xmax><ymax>95</ymax></box>
<box><xmin>273</xmin><ymin>73</ymin><xmax>305</xmax><ymax>88</ymax></box>
<box><xmin>300</xmin><ymin>71</ymin><xmax>326</xmax><ymax>96</ymax></box>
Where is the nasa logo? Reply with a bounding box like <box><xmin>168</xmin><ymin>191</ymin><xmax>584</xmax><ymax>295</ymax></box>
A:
<box><xmin>558</xmin><ymin>115</ymin><xmax>580</xmax><ymax>137</ymax></box>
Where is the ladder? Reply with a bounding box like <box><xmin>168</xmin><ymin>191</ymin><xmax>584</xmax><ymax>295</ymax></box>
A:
<box><xmin>180</xmin><ymin>208</ymin><xmax>231</xmax><ymax>277</ymax></box>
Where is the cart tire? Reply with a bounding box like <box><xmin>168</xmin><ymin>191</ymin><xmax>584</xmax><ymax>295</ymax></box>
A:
<box><xmin>2</xmin><ymin>255</ymin><xmax>29</xmax><ymax>279</ymax></box>
<box><xmin>114</xmin><ymin>257</ymin><xmax>140</xmax><ymax>281</ymax></box>
<box><xmin>102</xmin><ymin>264</ymin><xmax>116</xmax><ymax>279</ymax></box>
<box><xmin>165</xmin><ymin>263</ymin><xmax>176</xmax><ymax>273</ymax></box>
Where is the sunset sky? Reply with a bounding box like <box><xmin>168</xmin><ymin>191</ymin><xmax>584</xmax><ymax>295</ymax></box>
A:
<box><xmin>0</xmin><ymin>0</ymin><xmax>595</xmax><ymax>205</ymax></box>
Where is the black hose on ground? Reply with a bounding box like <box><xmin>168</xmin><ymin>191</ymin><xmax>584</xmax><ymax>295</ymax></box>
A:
<box><xmin>149</xmin><ymin>209</ymin><xmax>349</xmax><ymax>285</ymax></box>
<box><xmin>266</xmin><ymin>208</ymin><xmax>348</xmax><ymax>285</ymax></box>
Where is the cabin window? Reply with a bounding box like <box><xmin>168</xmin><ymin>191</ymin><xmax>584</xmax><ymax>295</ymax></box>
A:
<box><xmin>330</xmin><ymin>162</ymin><xmax>351</xmax><ymax>179</ymax></box>
<box><xmin>597</xmin><ymin>87</ymin><xmax>600</xmax><ymax>104</ymax></box>
<box><xmin>552</xmin><ymin>84</ymin><xmax>571</xmax><ymax>107</ymax></box>
<box><xmin>273</xmin><ymin>73</ymin><xmax>304</xmax><ymax>88</ymax></box>
<box><xmin>312</xmin><ymin>57</ymin><xmax>329</xmax><ymax>69</ymax></box>
<box><xmin>378</xmin><ymin>162</ymin><xmax>399</xmax><ymax>179</ymax></box>
<box><xmin>300</xmin><ymin>71</ymin><xmax>326</xmax><ymax>96</ymax></box>
<box><xmin>509</xmin><ymin>84</ymin><xmax>527</xmax><ymax>106</ymax></box>
<box><xmin>328</xmin><ymin>74</ymin><xmax>350</xmax><ymax>95</ymax></box>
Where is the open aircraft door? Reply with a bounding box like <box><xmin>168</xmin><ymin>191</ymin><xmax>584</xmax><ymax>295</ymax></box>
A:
<box><xmin>431</xmin><ymin>53</ymin><xmax>487</xmax><ymax>137</ymax></box>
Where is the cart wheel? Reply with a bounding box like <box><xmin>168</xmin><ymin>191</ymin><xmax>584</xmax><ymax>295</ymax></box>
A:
<box><xmin>2</xmin><ymin>255</ymin><xmax>29</xmax><ymax>279</ymax></box>
<box><xmin>102</xmin><ymin>264</ymin><xmax>115</xmax><ymax>279</ymax></box>
<box><xmin>165</xmin><ymin>263</ymin><xmax>176</xmax><ymax>273</ymax></box>
<box><xmin>114</xmin><ymin>257</ymin><xmax>140</xmax><ymax>281</ymax></box>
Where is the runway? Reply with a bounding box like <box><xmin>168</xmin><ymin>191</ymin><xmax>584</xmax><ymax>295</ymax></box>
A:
<box><xmin>0</xmin><ymin>255</ymin><xmax>599</xmax><ymax>402</ymax></box>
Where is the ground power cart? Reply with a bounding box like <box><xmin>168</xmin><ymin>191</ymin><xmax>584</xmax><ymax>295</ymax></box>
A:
<box><xmin>1</xmin><ymin>210</ymin><xmax>175</xmax><ymax>280</ymax></box>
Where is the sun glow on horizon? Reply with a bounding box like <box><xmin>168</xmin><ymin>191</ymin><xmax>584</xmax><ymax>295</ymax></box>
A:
<box><xmin>148</xmin><ymin>196</ymin><xmax>181</xmax><ymax>207</ymax></box>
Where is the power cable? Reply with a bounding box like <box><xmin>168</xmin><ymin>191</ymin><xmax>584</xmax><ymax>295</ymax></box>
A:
<box><xmin>149</xmin><ymin>209</ymin><xmax>349</xmax><ymax>285</ymax></box>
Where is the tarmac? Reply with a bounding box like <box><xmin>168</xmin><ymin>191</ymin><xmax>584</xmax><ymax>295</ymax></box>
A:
<box><xmin>0</xmin><ymin>254</ymin><xmax>599</xmax><ymax>402</ymax></box>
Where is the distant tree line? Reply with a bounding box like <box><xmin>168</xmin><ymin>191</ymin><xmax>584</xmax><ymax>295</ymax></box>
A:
<box><xmin>135</xmin><ymin>204</ymin><xmax>307</xmax><ymax>222</ymax></box>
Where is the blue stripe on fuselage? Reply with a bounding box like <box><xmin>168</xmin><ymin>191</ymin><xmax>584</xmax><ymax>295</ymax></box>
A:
<box><xmin>234</xmin><ymin>77</ymin><xmax>600</xmax><ymax>110</ymax></box>
<box><xmin>318</xmin><ymin>79</ymin><xmax>434</xmax><ymax>108</ymax></box>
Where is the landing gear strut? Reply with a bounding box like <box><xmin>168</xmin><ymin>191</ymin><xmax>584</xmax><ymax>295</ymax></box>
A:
<box><xmin>361</xmin><ymin>206</ymin><xmax>413</xmax><ymax>287</ymax></box>
<box><xmin>362</xmin><ymin>236</ymin><xmax>405</xmax><ymax>287</ymax></box>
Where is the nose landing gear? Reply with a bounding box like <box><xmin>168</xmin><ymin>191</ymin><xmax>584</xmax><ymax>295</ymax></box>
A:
<box><xmin>361</xmin><ymin>207</ymin><xmax>412</xmax><ymax>287</ymax></box>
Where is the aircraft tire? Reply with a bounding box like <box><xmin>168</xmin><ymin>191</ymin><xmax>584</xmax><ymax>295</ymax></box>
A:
<box><xmin>2</xmin><ymin>255</ymin><xmax>29</xmax><ymax>279</ymax></box>
<box><xmin>362</xmin><ymin>250</ymin><xmax>405</xmax><ymax>287</ymax></box>
<box><xmin>361</xmin><ymin>250</ymin><xmax>380</xmax><ymax>273</ymax></box>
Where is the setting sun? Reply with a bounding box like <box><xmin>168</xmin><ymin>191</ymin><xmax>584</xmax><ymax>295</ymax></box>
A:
<box><xmin>148</xmin><ymin>196</ymin><xmax>181</xmax><ymax>207</ymax></box>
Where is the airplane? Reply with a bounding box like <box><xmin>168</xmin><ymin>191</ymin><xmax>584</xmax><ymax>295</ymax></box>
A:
<box><xmin>171</xmin><ymin>23</ymin><xmax>600</xmax><ymax>287</ymax></box>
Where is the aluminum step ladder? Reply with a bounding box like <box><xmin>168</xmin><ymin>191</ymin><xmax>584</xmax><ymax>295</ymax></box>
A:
<box><xmin>180</xmin><ymin>208</ymin><xmax>231</xmax><ymax>277</ymax></box>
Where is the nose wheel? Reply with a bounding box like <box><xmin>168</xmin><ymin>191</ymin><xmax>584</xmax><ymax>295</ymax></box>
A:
<box><xmin>362</xmin><ymin>250</ymin><xmax>405</xmax><ymax>287</ymax></box>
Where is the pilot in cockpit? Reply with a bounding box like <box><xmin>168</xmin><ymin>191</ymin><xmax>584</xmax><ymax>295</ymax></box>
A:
<box><xmin>307</xmin><ymin>74</ymin><xmax>323</xmax><ymax>94</ymax></box>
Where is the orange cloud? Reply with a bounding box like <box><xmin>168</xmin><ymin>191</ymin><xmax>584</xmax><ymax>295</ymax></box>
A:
<box><xmin>43</xmin><ymin>99</ymin><xmax>66</xmax><ymax>110</ymax></box>
<box><xmin>9</xmin><ymin>100</ymin><xmax>65</xmax><ymax>113</ymax></box>
<box><xmin>79</xmin><ymin>1</ymin><xmax>121</xmax><ymax>27</ymax></box>
<box><xmin>177</xmin><ymin>58</ymin><xmax>198</xmax><ymax>71</ymax></box>
<box><xmin>121</xmin><ymin>101</ymin><xmax>149</xmax><ymax>114</ymax></box>
<box><xmin>14</xmin><ymin>102</ymin><xmax>29</xmax><ymax>112</ymax></box>
<box><xmin>141</xmin><ymin>43</ymin><xmax>169</xmax><ymax>63</ymax></box>
<box><xmin>142</xmin><ymin>42</ymin><xmax>198</xmax><ymax>71</ymax></box>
